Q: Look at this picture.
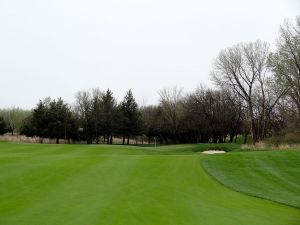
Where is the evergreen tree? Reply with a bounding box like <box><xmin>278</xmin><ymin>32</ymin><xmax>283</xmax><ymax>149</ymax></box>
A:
<box><xmin>91</xmin><ymin>89</ymin><xmax>103</xmax><ymax>144</ymax></box>
<box><xmin>120</xmin><ymin>90</ymin><xmax>142</xmax><ymax>144</ymax></box>
<box><xmin>21</xmin><ymin>98</ymin><xmax>76</xmax><ymax>143</ymax></box>
<box><xmin>101</xmin><ymin>89</ymin><xmax>117</xmax><ymax>144</ymax></box>
<box><xmin>33</xmin><ymin>99</ymin><xmax>50</xmax><ymax>138</ymax></box>
<box><xmin>47</xmin><ymin>98</ymin><xmax>74</xmax><ymax>143</ymax></box>
<box><xmin>0</xmin><ymin>116</ymin><xmax>7</xmax><ymax>135</ymax></box>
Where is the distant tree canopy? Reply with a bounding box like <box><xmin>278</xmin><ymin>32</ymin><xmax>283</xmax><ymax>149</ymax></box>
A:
<box><xmin>20</xmin><ymin>98</ymin><xmax>77</xmax><ymax>143</ymax></box>
<box><xmin>0</xmin><ymin>107</ymin><xmax>31</xmax><ymax>136</ymax></box>
<box><xmin>3</xmin><ymin>16</ymin><xmax>300</xmax><ymax>145</ymax></box>
<box><xmin>72</xmin><ymin>89</ymin><xmax>143</xmax><ymax>144</ymax></box>
<box><xmin>14</xmin><ymin>82</ymin><xmax>280</xmax><ymax>145</ymax></box>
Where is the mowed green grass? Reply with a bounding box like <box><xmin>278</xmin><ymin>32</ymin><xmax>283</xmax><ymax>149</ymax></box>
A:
<box><xmin>202</xmin><ymin>150</ymin><xmax>300</xmax><ymax>208</ymax></box>
<box><xmin>0</xmin><ymin>142</ymin><xmax>299</xmax><ymax>225</ymax></box>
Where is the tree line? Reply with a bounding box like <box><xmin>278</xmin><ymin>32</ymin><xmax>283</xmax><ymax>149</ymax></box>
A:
<box><xmin>1</xmin><ymin>16</ymin><xmax>299</xmax><ymax>145</ymax></box>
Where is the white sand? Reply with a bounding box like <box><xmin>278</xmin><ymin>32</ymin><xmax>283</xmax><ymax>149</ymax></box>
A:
<box><xmin>202</xmin><ymin>150</ymin><xmax>226</xmax><ymax>154</ymax></box>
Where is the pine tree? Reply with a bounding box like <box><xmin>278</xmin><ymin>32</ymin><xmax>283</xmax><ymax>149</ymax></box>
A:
<box><xmin>0</xmin><ymin>116</ymin><xmax>7</xmax><ymax>135</ymax></box>
<box><xmin>120</xmin><ymin>90</ymin><xmax>142</xmax><ymax>144</ymax></box>
<box><xmin>101</xmin><ymin>89</ymin><xmax>117</xmax><ymax>144</ymax></box>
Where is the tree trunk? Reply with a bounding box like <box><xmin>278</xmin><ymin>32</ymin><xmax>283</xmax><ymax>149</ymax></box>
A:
<box><xmin>249</xmin><ymin>101</ymin><xmax>257</xmax><ymax>145</ymax></box>
<box><xmin>212</xmin><ymin>136</ymin><xmax>217</xmax><ymax>143</ymax></box>
<box><xmin>243</xmin><ymin>133</ymin><xmax>248</xmax><ymax>144</ymax></box>
<box><xmin>110</xmin><ymin>136</ymin><xmax>113</xmax><ymax>144</ymax></box>
<box><xmin>85</xmin><ymin>124</ymin><xmax>88</xmax><ymax>144</ymax></box>
<box><xmin>234</xmin><ymin>135</ymin><xmax>238</xmax><ymax>143</ymax></box>
<box><xmin>218</xmin><ymin>136</ymin><xmax>223</xmax><ymax>143</ymax></box>
<box><xmin>107</xmin><ymin>134</ymin><xmax>110</xmax><ymax>144</ymax></box>
<box><xmin>127</xmin><ymin>136</ymin><xmax>129</xmax><ymax>145</ymax></box>
<box><xmin>56</xmin><ymin>138</ymin><xmax>59</xmax><ymax>144</ymax></box>
<box><xmin>250</xmin><ymin>118</ymin><xmax>257</xmax><ymax>145</ymax></box>
<box><xmin>64</xmin><ymin>124</ymin><xmax>67</xmax><ymax>144</ymax></box>
<box><xmin>122</xmin><ymin>136</ymin><xmax>125</xmax><ymax>145</ymax></box>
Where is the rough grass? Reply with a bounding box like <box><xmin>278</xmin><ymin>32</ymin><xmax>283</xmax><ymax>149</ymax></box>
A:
<box><xmin>0</xmin><ymin>142</ymin><xmax>299</xmax><ymax>225</ymax></box>
<box><xmin>202</xmin><ymin>150</ymin><xmax>300</xmax><ymax>208</ymax></box>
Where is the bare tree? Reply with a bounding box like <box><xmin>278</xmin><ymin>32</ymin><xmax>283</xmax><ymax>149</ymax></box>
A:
<box><xmin>270</xmin><ymin>16</ymin><xmax>300</xmax><ymax>115</ymax></box>
<box><xmin>0</xmin><ymin>107</ymin><xmax>30</xmax><ymax>136</ymax></box>
<box><xmin>140</xmin><ymin>105</ymin><xmax>160</xmax><ymax>144</ymax></box>
<box><xmin>75</xmin><ymin>91</ymin><xmax>92</xmax><ymax>143</ymax></box>
<box><xmin>212</xmin><ymin>41</ymin><xmax>270</xmax><ymax>144</ymax></box>
<box><xmin>158</xmin><ymin>86</ymin><xmax>184</xmax><ymax>143</ymax></box>
<box><xmin>187</xmin><ymin>86</ymin><xmax>242</xmax><ymax>143</ymax></box>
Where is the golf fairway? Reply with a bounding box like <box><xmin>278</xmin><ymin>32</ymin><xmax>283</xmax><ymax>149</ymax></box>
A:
<box><xmin>0</xmin><ymin>143</ymin><xmax>299</xmax><ymax>225</ymax></box>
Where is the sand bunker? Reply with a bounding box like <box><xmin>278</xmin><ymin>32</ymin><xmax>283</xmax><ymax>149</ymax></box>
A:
<box><xmin>202</xmin><ymin>150</ymin><xmax>226</xmax><ymax>154</ymax></box>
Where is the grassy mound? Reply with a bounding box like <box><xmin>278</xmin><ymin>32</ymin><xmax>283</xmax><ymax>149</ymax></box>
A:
<box><xmin>0</xmin><ymin>142</ymin><xmax>299</xmax><ymax>225</ymax></box>
<box><xmin>202</xmin><ymin>150</ymin><xmax>300</xmax><ymax>208</ymax></box>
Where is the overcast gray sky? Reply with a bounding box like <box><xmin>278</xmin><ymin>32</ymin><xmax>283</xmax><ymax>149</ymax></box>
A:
<box><xmin>0</xmin><ymin>0</ymin><xmax>299</xmax><ymax>108</ymax></box>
